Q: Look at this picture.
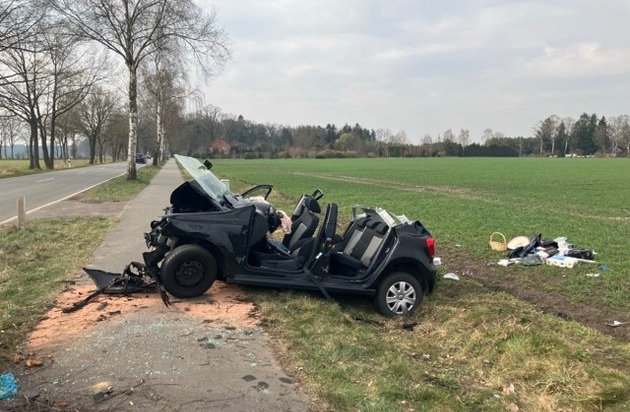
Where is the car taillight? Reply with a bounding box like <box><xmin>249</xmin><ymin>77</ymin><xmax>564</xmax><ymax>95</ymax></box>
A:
<box><xmin>425</xmin><ymin>237</ymin><xmax>435</xmax><ymax>259</ymax></box>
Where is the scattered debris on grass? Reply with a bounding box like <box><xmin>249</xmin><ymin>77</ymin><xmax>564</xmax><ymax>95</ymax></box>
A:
<box><xmin>492</xmin><ymin>232</ymin><xmax>598</xmax><ymax>268</ymax></box>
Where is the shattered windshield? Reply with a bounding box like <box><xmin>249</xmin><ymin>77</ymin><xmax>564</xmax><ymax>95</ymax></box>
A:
<box><xmin>174</xmin><ymin>155</ymin><xmax>232</xmax><ymax>201</ymax></box>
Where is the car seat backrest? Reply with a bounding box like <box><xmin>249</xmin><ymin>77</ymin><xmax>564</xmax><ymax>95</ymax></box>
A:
<box><xmin>344</xmin><ymin>220</ymin><xmax>389</xmax><ymax>267</ymax></box>
<box><xmin>290</xmin><ymin>195</ymin><xmax>322</xmax><ymax>220</ymax></box>
<box><xmin>283</xmin><ymin>197</ymin><xmax>321</xmax><ymax>250</ymax></box>
<box><xmin>358</xmin><ymin>222</ymin><xmax>389</xmax><ymax>267</ymax></box>
<box><xmin>336</xmin><ymin>217</ymin><xmax>369</xmax><ymax>255</ymax></box>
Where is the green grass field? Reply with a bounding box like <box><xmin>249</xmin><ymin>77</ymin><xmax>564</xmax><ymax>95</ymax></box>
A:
<box><xmin>211</xmin><ymin>157</ymin><xmax>630</xmax><ymax>411</ymax></box>
<box><xmin>214</xmin><ymin>157</ymin><xmax>629</xmax><ymax>307</ymax></box>
<box><xmin>1</xmin><ymin>156</ymin><xmax>627</xmax><ymax>411</ymax></box>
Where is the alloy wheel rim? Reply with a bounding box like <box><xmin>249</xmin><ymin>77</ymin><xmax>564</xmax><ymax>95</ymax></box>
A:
<box><xmin>385</xmin><ymin>281</ymin><xmax>416</xmax><ymax>314</ymax></box>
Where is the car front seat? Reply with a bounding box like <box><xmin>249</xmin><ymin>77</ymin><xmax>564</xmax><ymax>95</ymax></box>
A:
<box><xmin>282</xmin><ymin>196</ymin><xmax>321</xmax><ymax>251</ymax></box>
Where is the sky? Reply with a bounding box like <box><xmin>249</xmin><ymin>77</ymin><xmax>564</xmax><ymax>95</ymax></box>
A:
<box><xmin>200</xmin><ymin>0</ymin><xmax>630</xmax><ymax>144</ymax></box>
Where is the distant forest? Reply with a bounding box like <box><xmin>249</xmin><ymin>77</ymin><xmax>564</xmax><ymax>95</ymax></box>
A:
<box><xmin>172</xmin><ymin>109</ymin><xmax>630</xmax><ymax>159</ymax></box>
<box><xmin>3</xmin><ymin>109</ymin><xmax>629</xmax><ymax>161</ymax></box>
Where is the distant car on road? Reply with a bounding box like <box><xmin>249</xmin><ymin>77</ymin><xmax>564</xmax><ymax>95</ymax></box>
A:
<box><xmin>135</xmin><ymin>153</ymin><xmax>147</xmax><ymax>164</ymax></box>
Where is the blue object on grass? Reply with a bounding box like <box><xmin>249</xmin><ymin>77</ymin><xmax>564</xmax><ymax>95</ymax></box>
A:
<box><xmin>0</xmin><ymin>371</ymin><xmax>18</xmax><ymax>399</ymax></box>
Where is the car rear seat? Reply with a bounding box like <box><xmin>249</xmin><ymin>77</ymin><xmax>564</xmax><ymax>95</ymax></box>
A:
<box><xmin>331</xmin><ymin>219</ymin><xmax>389</xmax><ymax>271</ymax></box>
<box><xmin>333</xmin><ymin>217</ymin><xmax>369</xmax><ymax>255</ymax></box>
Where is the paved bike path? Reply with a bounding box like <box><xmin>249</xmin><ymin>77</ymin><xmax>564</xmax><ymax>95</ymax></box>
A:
<box><xmin>9</xmin><ymin>160</ymin><xmax>312</xmax><ymax>411</ymax></box>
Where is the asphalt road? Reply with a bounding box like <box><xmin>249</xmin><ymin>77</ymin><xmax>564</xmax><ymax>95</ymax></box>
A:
<box><xmin>0</xmin><ymin>162</ymin><xmax>133</xmax><ymax>225</ymax></box>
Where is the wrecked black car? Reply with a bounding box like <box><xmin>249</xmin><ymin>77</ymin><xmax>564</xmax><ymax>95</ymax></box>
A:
<box><xmin>85</xmin><ymin>155</ymin><xmax>437</xmax><ymax>317</ymax></box>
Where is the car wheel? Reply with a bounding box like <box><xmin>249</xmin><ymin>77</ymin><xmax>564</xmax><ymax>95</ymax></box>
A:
<box><xmin>375</xmin><ymin>272</ymin><xmax>423</xmax><ymax>317</ymax></box>
<box><xmin>161</xmin><ymin>244</ymin><xmax>216</xmax><ymax>298</ymax></box>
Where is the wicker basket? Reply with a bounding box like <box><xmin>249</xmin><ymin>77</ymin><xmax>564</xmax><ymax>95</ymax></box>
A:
<box><xmin>489</xmin><ymin>232</ymin><xmax>507</xmax><ymax>251</ymax></box>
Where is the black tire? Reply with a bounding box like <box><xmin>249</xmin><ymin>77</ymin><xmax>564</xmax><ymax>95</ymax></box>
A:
<box><xmin>161</xmin><ymin>244</ymin><xmax>216</xmax><ymax>298</ymax></box>
<box><xmin>375</xmin><ymin>272</ymin><xmax>423</xmax><ymax>317</ymax></box>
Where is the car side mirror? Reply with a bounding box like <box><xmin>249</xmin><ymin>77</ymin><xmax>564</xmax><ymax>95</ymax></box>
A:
<box><xmin>203</xmin><ymin>159</ymin><xmax>213</xmax><ymax>170</ymax></box>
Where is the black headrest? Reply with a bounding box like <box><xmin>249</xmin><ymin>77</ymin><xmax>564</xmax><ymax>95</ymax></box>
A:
<box><xmin>366</xmin><ymin>220</ymin><xmax>380</xmax><ymax>229</ymax></box>
<box><xmin>373</xmin><ymin>222</ymin><xmax>389</xmax><ymax>235</ymax></box>
<box><xmin>355</xmin><ymin>217</ymin><xmax>369</xmax><ymax>228</ymax></box>
<box><xmin>304</xmin><ymin>197</ymin><xmax>321</xmax><ymax>214</ymax></box>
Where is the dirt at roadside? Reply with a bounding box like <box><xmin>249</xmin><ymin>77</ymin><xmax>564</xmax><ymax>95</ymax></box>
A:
<box><xmin>25</xmin><ymin>279</ymin><xmax>261</xmax><ymax>353</ymax></box>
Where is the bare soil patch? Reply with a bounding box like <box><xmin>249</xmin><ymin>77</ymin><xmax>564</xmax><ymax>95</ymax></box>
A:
<box><xmin>25</xmin><ymin>278</ymin><xmax>260</xmax><ymax>354</ymax></box>
<box><xmin>441</xmin><ymin>246</ymin><xmax>629</xmax><ymax>342</ymax></box>
<box><xmin>20</xmin><ymin>198</ymin><xmax>261</xmax><ymax>356</ymax></box>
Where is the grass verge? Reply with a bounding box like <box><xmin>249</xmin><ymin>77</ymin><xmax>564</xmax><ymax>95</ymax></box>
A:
<box><xmin>0</xmin><ymin>218</ymin><xmax>114</xmax><ymax>365</ymax></box>
<box><xmin>251</xmin><ymin>282</ymin><xmax>629</xmax><ymax>411</ymax></box>
<box><xmin>78</xmin><ymin>164</ymin><xmax>161</xmax><ymax>202</ymax></box>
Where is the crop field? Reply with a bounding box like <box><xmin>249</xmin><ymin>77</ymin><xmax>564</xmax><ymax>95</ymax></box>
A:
<box><xmin>213</xmin><ymin>157</ymin><xmax>630</xmax><ymax>411</ymax></box>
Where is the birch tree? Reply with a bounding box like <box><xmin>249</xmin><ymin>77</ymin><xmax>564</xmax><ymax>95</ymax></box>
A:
<box><xmin>49</xmin><ymin>0</ymin><xmax>230</xmax><ymax>179</ymax></box>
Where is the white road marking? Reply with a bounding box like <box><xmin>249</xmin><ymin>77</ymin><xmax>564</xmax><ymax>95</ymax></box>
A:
<box><xmin>0</xmin><ymin>170</ymin><xmax>127</xmax><ymax>226</ymax></box>
<box><xmin>36</xmin><ymin>178</ymin><xmax>55</xmax><ymax>183</ymax></box>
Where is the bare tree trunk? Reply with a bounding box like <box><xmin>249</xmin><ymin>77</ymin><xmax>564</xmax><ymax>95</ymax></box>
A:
<box><xmin>159</xmin><ymin>133</ymin><xmax>167</xmax><ymax>161</ymax></box>
<box><xmin>153</xmin><ymin>95</ymin><xmax>163</xmax><ymax>166</ymax></box>
<box><xmin>39</xmin><ymin>124</ymin><xmax>52</xmax><ymax>168</ymax></box>
<box><xmin>127</xmin><ymin>64</ymin><xmax>138</xmax><ymax>180</ymax></box>
<box><xmin>88</xmin><ymin>132</ymin><xmax>97</xmax><ymax>164</ymax></box>
<box><xmin>71</xmin><ymin>134</ymin><xmax>77</xmax><ymax>159</ymax></box>
<box><xmin>48</xmin><ymin>110</ymin><xmax>57</xmax><ymax>169</ymax></box>
<box><xmin>28</xmin><ymin>121</ymin><xmax>41</xmax><ymax>169</ymax></box>
<box><xmin>98</xmin><ymin>139</ymin><xmax>104</xmax><ymax>163</ymax></box>
<box><xmin>152</xmin><ymin>53</ymin><xmax>163</xmax><ymax>166</ymax></box>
